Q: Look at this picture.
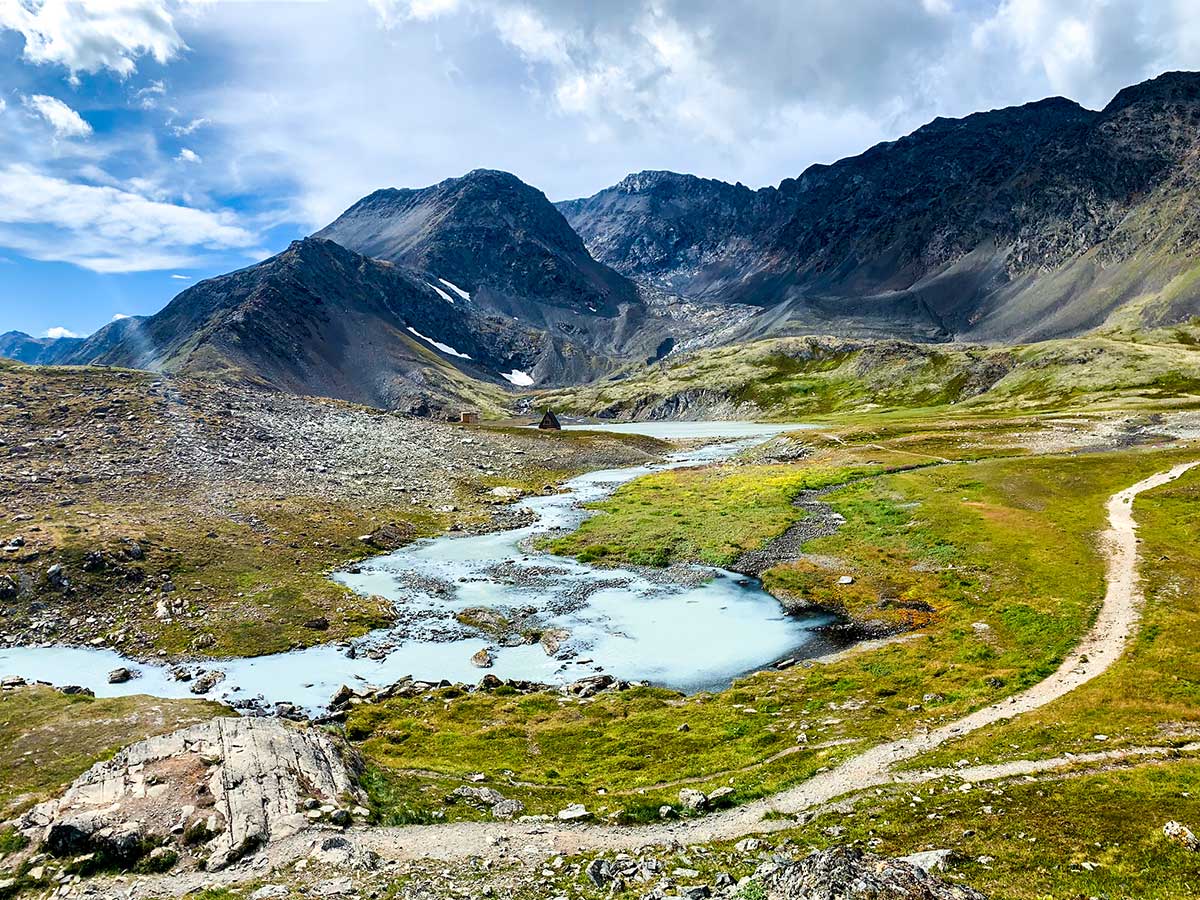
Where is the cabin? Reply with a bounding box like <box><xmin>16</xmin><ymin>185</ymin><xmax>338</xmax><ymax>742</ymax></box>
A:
<box><xmin>538</xmin><ymin>409</ymin><xmax>562</xmax><ymax>430</ymax></box>
<box><xmin>459</xmin><ymin>411</ymin><xmax>480</xmax><ymax>424</ymax></box>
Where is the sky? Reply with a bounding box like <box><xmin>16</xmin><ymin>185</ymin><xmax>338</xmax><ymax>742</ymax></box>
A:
<box><xmin>2</xmin><ymin>0</ymin><xmax>1200</xmax><ymax>339</ymax></box>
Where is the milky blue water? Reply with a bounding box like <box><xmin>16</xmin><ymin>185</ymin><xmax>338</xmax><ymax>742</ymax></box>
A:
<box><xmin>0</xmin><ymin>422</ymin><xmax>837</xmax><ymax>713</ymax></box>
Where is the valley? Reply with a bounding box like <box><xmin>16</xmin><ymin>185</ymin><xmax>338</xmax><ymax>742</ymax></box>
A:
<box><xmin>6</xmin><ymin>67</ymin><xmax>1200</xmax><ymax>900</ymax></box>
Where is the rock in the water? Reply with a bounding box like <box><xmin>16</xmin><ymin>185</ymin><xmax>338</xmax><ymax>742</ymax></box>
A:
<box><xmin>190</xmin><ymin>670</ymin><xmax>225</xmax><ymax>695</ymax></box>
<box><xmin>18</xmin><ymin>717</ymin><xmax>365</xmax><ymax>872</ymax></box>
<box><xmin>470</xmin><ymin>648</ymin><xmax>493</xmax><ymax>668</ymax></box>
<box><xmin>539</xmin><ymin>628</ymin><xmax>570</xmax><ymax>656</ymax></box>
<box><xmin>1165</xmin><ymin>820</ymin><xmax>1199</xmax><ymax>851</ymax></box>
<box><xmin>758</xmin><ymin>847</ymin><xmax>986</xmax><ymax>899</ymax></box>
<box><xmin>107</xmin><ymin>667</ymin><xmax>136</xmax><ymax>684</ymax></box>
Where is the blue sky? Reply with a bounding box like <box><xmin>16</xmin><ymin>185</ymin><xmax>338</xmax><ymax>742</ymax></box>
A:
<box><xmin>2</xmin><ymin>0</ymin><xmax>1198</xmax><ymax>339</ymax></box>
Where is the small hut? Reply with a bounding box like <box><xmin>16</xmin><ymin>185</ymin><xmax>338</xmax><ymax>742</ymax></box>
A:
<box><xmin>459</xmin><ymin>411</ymin><xmax>480</xmax><ymax>424</ymax></box>
<box><xmin>538</xmin><ymin>409</ymin><xmax>562</xmax><ymax>431</ymax></box>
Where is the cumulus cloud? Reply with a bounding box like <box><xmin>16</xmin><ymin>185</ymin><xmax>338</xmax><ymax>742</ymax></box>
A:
<box><xmin>43</xmin><ymin>326</ymin><xmax>79</xmax><ymax>339</ymax></box>
<box><xmin>0</xmin><ymin>0</ymin><xmax>185</xmax><ymax>77</ymax></box>
<box><xmin>22</xmin><ymin>94</ymin><xmax>92</xmax><ymax>137</ymax></box>
<box><xmin>111</xmin><ymin>313</ymin><xmax>130</xmax><ymax>320</ymax></box>
<box><xmin>0</xmin><ymin>164</ymin><xmax>257</xmax><ymax>273</ymax></box>
<box><xmin>176</xmin><ymin>147</ymin><xmax>200</xmax><ymax>163</ymax></box>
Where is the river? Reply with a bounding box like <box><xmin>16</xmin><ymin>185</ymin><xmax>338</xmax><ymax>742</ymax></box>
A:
<box><xmin>0</xmin><ymin>422</ymin><xmax>843</xmax><ymax>713</ymax></box>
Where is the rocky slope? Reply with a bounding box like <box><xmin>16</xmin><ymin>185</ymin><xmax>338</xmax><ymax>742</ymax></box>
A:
<box><xmin>561</xmin><ymin>71</ymin><xmax>1200</xmax><ymax>344</ymax></box>
<box><xmin>66</xmin><ymin>238</ymin><xmax>546</xmax><ymax>413</ymax></box>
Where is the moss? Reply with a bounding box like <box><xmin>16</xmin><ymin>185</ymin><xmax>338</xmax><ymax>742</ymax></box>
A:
<box><xmin>545</xmin><ymin>463</ymin><xmax>883</xmax><ymax>568</ymax></box>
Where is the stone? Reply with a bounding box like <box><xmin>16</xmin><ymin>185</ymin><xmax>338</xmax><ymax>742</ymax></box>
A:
<box><xmin>107</xmin><ymin>667</ymin><xmax>135</xmax><ymax>684</ymax></box>
<box><xmin>707</xmin><ymin>786</ymin><xmax>734</xmax><ymax>805</ymax></box>
<box><xmin>1164</xmin><ymin>820</ymin><xmax>1199</xmax><ymax>851</ymax></box>
<box><xmin>556</xmin><ymin>804</ymin><xmax>591</xmax><ymax>822</ymax></box>
<box><xmin>470</xmin><ymin>648</ymin><xmax>493</xmax><ymax>668</ymax></box>
<box><xmin>586</xmin><ymin>858</ymin><xmax>614</xmax><ymax>888</ymax></box>
<box><xmin>303</xmin><ymin>617</ymin><xmax>330</xmax><ymax>631</ymax></box>
<box><xmin>759</xmin><ymin>847</ymin><xmax>985</xmax><ymax>899</ymax></box>
<box><xmin>679</xmin><ymin>789</ymin><xmax>708</xmax><ymax>811</ymax></box>
<box><xmin>838</xmin><ymin>575</ymin><xmax>855</xmax><ymax>585</ymax></box>
<box><xmin>491</xmin><ymin>799</ymin><xmax>525</xmax><ymax>820</ymax></box>
<box><xmin>316</xmin><ymin>876</ymin><xmax>355</xmax><ymax>896</ymax></box>
<box><xmin>330</xmin><ymin>809</ymin><xmax>351</xmax><ymax>827</ymax></box>
<box><xmin>190</xmin><ymin>670</ymin><xmax>225</xmax><ymax>695</ymax></box>
<box><xmin>540</xmin><ymin>628</ymin><xmax>570</xmax><ymax>656</ymax></box>
<box><xmin>250</xmin><ymin>886</ymin><xmax>290</xmax><ymax>900</ymax></box>
<box><xmin>18</xmin><ymin>717</ymin><xmax>365</xmax><ymax>872</ymax></box>
<box><xmin>899</xmin><ymin>849</ymin><xmax>957</xmax><ymax>872</ymax></box>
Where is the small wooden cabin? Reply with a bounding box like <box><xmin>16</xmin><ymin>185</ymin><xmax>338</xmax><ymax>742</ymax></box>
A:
<box><xmin>459</xmin><ymin>411</ymin><xmax>480</xmax><ymax>424</ymax></box>
<box><xmin>538</xmin><ymin>410</ymin><xmax>562</xmax><ymax>430</ymax></box>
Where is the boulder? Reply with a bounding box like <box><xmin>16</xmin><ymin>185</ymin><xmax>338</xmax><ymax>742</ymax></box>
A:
<box><xmin>556</xmin><ymin>804</ymin><xmax>591</xmax><ymax>822</ymax></box>
<box><xmin>491</xmin><ymin>799</ymin><xmax>525</xmax><ymax>820</ymax></box>
<box><xmin>679</xmin><ymin>789</ymin><xmax>708</xmax><ymax>812</ymax></box>
<box><xmin>19</xmin><ymin>717</ymin><xmax>365</xmax><ymax>872</ymax></box>
<box><xmin>1165</xmin><ymin>820</ymin><xmax>1199</xmax><ymax>851</ymax></box>
<box><xmin>470</xmin><ymin>648</ymin><xmax>493</xmax><ymax>668</ymax></box>
<box><xmin>900</xmin><ymin>849</ymin><xmax>957</xmax><ymax>872</ymax></box>
<box><xmin>757</xmin><ymin>847</ymin><xmax>986</xmax><ymax>899</ymax></box>
<box><xmin>107</xmin><ymin>667</ymin><xmax>136</xmax><ymax>685</ymax></box>
<box><xmin>539</xmin><ymin>628</ymin><xmax>570</xmax><ymax>656</ymax></box>
<box><xmin>190</xmin><ymin>670</ymin><xmax>225</xmax><ymax>695</ymax></box>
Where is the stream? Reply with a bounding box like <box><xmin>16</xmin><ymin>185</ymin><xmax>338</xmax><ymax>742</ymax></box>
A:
<box><xmin>0</xmin><ymin>422</ymin><xmax>844</xmax><ymax>713</ymax></box>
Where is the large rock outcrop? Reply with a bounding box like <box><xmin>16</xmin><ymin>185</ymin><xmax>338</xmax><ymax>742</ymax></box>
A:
<box><xmin>760</xmin><ymin>847</ymin><xmax>987</xmax><ymax>899</ymax></box>
<box><xmin>15</xmin><ymin>717</ymin><xmax>365</xmax><ymax>871</ymax></box>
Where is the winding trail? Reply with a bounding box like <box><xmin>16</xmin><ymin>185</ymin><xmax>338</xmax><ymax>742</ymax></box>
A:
<box><xmin>340</xmin><ymin>460</ymin><xmax>1199</xmax><ymax>861</ymax></box>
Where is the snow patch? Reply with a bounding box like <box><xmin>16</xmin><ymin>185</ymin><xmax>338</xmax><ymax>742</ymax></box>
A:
<box><xmin>501</xmin><ymin>369</ymin><xmax>534</xmax><ymax>387</ymax></box>
<box><xmin>425</xmin><ymin>282</ymin><xmax>455</xmax><ymax>304</ymax></box>
<box><xmin>407</xmin><ymin>327</ymin><xmax>472</xmax><ymax>359</ymax></box>
<box><xmin>438</xmin><ymin>278</ymin><xmax>471</xmax><ymax>301</ymax></box>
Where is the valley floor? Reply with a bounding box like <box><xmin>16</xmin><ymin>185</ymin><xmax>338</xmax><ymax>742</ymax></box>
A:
<box><xmin>4</xmin><ymin>361</ymin><xmax>1200</xmax><ymax>899</ymax></box>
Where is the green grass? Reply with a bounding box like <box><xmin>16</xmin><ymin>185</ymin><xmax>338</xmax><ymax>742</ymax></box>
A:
<box><xmin>908</xmin><ymin>460</ymin><xmax>1200</xmax><ymax>770</ymax></box>
<box><xmin>0</xmin><ymin>686</ymin><xmax>226</xmax><ymax>816</ymax></box>
<box><xmin>536</xmin><ymin>333</ymin><xmax>1200</xmax><ymax>423</ymax></box>
<box><xmin>347</xmin><ymin>445</ymin><xmax>1200</xmax><ymax>825</ymax></box>
<box><xmin>544</xmin><ymin>463</ymin><xmax>882</xmax><ymax>567</ymax></box>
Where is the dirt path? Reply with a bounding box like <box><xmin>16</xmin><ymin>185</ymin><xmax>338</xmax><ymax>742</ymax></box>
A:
<box><xmin>335</xmin><ymin>459</ymin><xmax>1200</xmax><ymax>861</ymax></box>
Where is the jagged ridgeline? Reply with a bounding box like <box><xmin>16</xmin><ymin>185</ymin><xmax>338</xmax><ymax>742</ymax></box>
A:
<box><xmin>8</xmin><ymin>72</ymin><xmax>1200</xmax><ymax>415</ymax></box>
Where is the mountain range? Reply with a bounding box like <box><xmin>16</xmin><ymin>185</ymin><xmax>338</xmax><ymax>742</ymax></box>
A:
<box><xmin>8</xmin><ymin>71</ymin><xmax>1200</xmax><ymax>414</ymax></box>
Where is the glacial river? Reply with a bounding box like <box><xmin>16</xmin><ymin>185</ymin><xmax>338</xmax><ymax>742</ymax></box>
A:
<box><xmin>0</xmin><ymin>421</ymin><xmax>843</xmax><ymax>713</ymax></box>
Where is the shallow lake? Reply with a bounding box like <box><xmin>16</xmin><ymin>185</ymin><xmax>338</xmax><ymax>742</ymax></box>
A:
<box><xmin>0</xmin><ymin>421</ymin><xmax>842</xmax><ymax>713</ymax></box>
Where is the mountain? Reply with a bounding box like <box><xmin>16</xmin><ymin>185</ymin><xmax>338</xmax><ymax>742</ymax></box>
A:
<box><xmin>74</xmin><ymin>238</ymin><xmax>547</xmax><ymax>413</ymax></box>
<box><xmin>315</xmin><ymin>169</ymin><xmax>679</xmax><ymax>381</ymax></box>
<box><xmin>0</xmin><ymin>331</ymin><xmax>83</xmax><ymax>365</ymax></box>
<box><xmin>561</xmin><ymin>71</ymin><xmax>1200</xmax><ymax>343</ymax></box>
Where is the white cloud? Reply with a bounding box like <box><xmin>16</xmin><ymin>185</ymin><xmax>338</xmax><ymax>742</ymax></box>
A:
<box><xmin>169</xmin><ymin>273</ymin><xmax>191</xmax><ymax>279</ymax></box>
<box><xmin>176</xmin><ymin>147</ymin><xmax>201</xmax><ymax>163</ymax></box>
<box><xmin>43</xmin><ymin>326</ymin><xmax>79</xmax><ymax>339</ymax></box>
<box><xmin>22</xmin><ymin>94</ymin><xmax>92</xmax><ymax>138</ymax></box>
<box><xmin>0</xmin><ymin>98</ymin><xmax>6</xmax><ymax>113</ymax></box>
<box><xmin>0</xmin><ymin>164</ymin><xmax>257</xmax><ymax>273</ymax></box>
<box><xmin>170</xmin><ymin>116</ymin><xmax>209</xmax><ymax>136</ymax></box>
<box><xmin>0</xmin><ymin>0</ymin><xmax>185</xmax><ymax>77</ymax></box>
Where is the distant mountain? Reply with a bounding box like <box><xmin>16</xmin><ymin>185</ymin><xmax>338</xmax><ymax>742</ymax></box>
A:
<box><xmin>561</xmin><ymin>71</ymin><xmax>1200</xmax><ymax>343</ymax></box>
<box><xmin>0</xmin><ymin>331</ymin><xmax>83</xmax><ymax>365</ymax></box>
<box><xmin>77</xmin><ymin>238</ymin><xmax>550</xmax><ymax>413</ymax></box>
<box><xmin>317</xmin><ymin>169</ymin><xmax>638</xmax><ymax>317</ymax></box>
<box><xmin>315</xmin><ymin>169</ymin><xmax>674</xmax><ymax>383</ymax></box>
<box><xmin>13</xmin><ymin>73</ymin><xmax>1200</xmax><ymax>414</ymax></box>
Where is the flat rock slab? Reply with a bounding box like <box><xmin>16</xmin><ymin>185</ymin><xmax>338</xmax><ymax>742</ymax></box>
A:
<box><xmin>17</xmin><ymin>717</ymin><xmax>364</xmax><ymax>870</ymax></box>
